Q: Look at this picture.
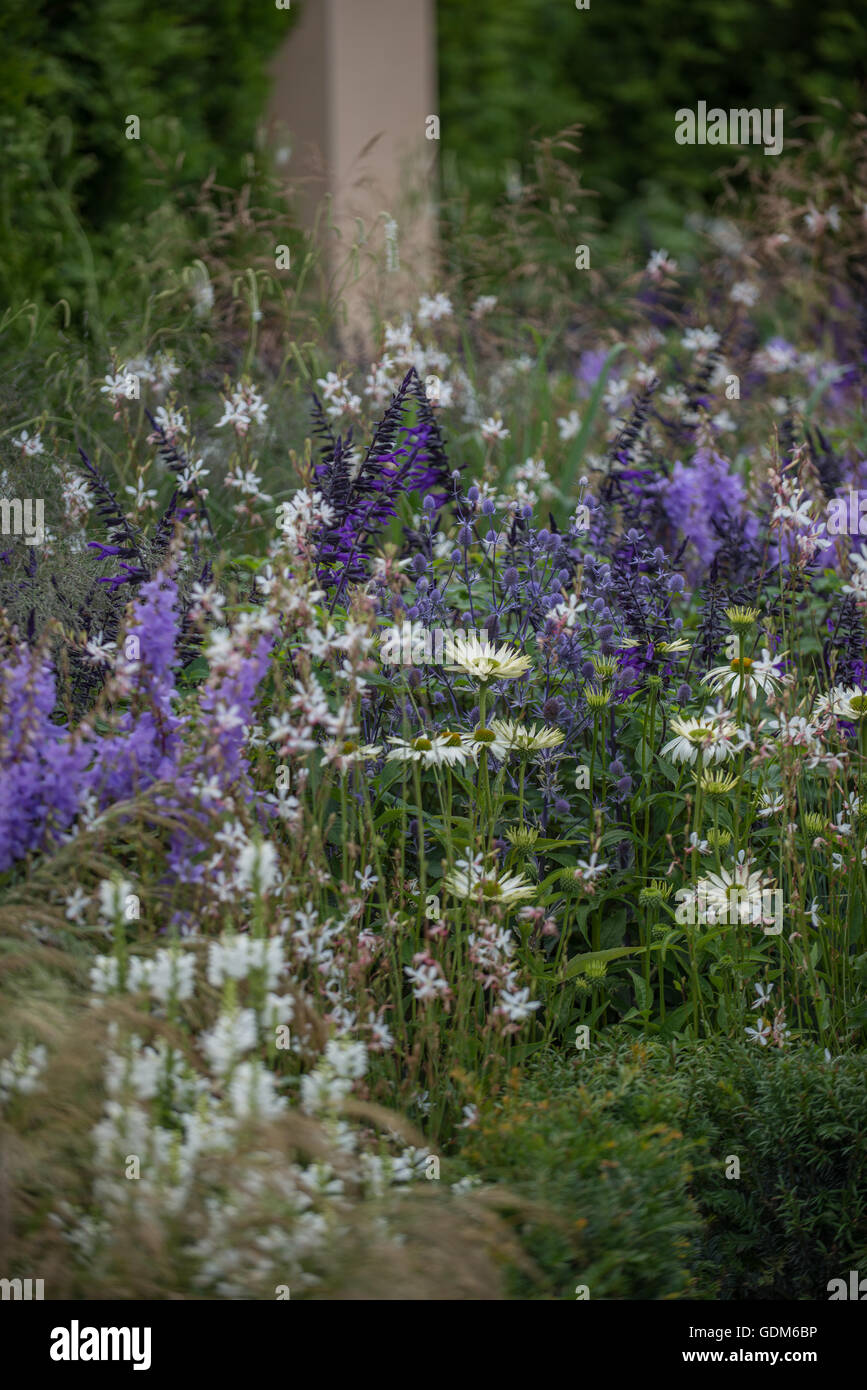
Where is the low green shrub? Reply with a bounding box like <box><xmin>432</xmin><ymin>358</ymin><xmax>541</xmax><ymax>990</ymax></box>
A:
<box><xmin>451</xmin><ymin>1044</ymin><xmax>705</xmax><ymax>1300</ymax></box>
<box><xmin>453</xmin><ymin>1038</ymin><xmax>867</xmax><ymax>1300</ymax></box>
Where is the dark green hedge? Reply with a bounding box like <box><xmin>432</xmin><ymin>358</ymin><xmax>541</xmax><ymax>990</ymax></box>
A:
<box><xmin>453</xmin><ymin>1039</ymin><xmax>867</xmax><ymax>1299</ymax></box>
<box><xmin>437</xmin><ymin>0</ymin><xmax>865</xmax><ymax>211</ymax></box>
<box><xmin>0</xmin><ymin>0</ymin><xmax>295</xmax><ymax>310</ymax></box>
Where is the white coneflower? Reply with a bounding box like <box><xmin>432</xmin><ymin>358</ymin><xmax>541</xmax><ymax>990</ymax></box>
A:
<box><xmin>469</xmin><ymin>724</ymin><xmax>513</xmax><ymax>761</ymax></box>
<box><xmin>688</xmin><ymin>862</ymin><xmax>774</xmax><ymax>927</ymax></box>
<box><xmin>432</xmin><ymin>729</ymin><xmax>477</xmax><ymax>767</ymax></box>
<box><xmin>444</xmin><ymin>633</ymin><xmax>532</xmax><ymax>682</ymax></box>
<box><xmin>813</xmin><ymin>686</ymin><xmax>867</xmax><ymax>723</ymax></box>
<box><xmin>703</xmin><ymin>649</ymin><xmax>786</xmax><ymax>702</ymax></box>
<box><xmin>324</xmin><ymin>739</ymin><xmax>382</xmax><ymax>771</ymax></box>
<box><xmin>387</xmin><ymin>733</ymin><xmax>470</xmax><ymax>768</ymax></box>
<box><xmin>660</xmin><ymin>716</ymin><xmax>738</xmax><ymax>765</ymax></box>
<box><xmin>444</xmin><ymin>859</ymin><xmax>535</xmax><ymax>906</ymax></box>
<box><xmin>488</xmin><ymin>718</ymin><xmax>565</xmax><ymax>754</ymax></box>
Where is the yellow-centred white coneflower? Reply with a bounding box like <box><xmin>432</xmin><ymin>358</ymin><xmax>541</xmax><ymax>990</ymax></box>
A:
<box><xmin>660</xmin><ymin>716</ymin><xmax>738</xmax><ymax>765</ymax></box>
<box><xmin>685</xmin><ymin>862</ymin><xmax>775</xmax><ymax>927</ymax></box>
<box><xmin>444</xmin><ymin>633</ymin><xmax>532</xmax><ymax>682</ymax></box>
<box><xmin>444</xmin><ymin>859</ymin><xmax>535</xmax><ymax>906</ymax></box>
<box><xmin>326</xmin><ymin>739</ymin><xmax>383</xmax><ymax>771</ymax></box>
<box><xmin>387</xmin><ymin>733</ymin><xmax>473</xmax><ymax>768</ymax></box>
<box><xmin>470</xmin><ymin>724</ymin><xmax>513</xmax><ymax>761</ymax></box>
<box><xmin>812</xmin><ymin>686</ymin><xmax>867</xmax><ymax>723</ymax></box>
<box><xmin>703</xmin><ymin>649</ymin><xmax>786</xmax><ymax>702</ymax></box>
<box><xmin>488</xmin><ymin>718</ymin><xmax>565</xmax><ymax>754</ymax></box>
<box><xmin>432</xmin><ymin>729</ymin><xmax>477</xmax><ymax>767</ymax></box>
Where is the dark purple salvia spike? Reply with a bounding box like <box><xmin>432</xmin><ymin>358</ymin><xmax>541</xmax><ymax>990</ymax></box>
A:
<box><xmin>600</xmin><ymin>379</ymin><xmax>659</xmax><ymax>510</ymax></box>
<box><xmin>684</xmin><ymin>326</ymin><xmax>729</xmax><ymax>421</ymax></box>
<box><xmin>145</xmin><ymin>409</ymin><xmax>214</xmax><ymax>537</ymax></box>
<box><xmin>825</xmin><ymin>594</ymin><xmax>867</xmax><ymax>688</ymax></box>
<box><xmin>313</xmin><ymin>369</ymin><xmax>456</xmax><ymax>600</ymax></box>
<box><xmin>77</xmin><ymin>448</ymin><xmax>142</xmax><ymax>551</ymax></box>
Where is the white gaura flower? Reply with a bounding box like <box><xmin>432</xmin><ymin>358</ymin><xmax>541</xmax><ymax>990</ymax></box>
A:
<box><xmin>12</xmin><ymin>429</ymin><xmax>45</xmax><ymax>456</ymax></box>
<box><xmin>64</xmin><ymin>886</ymin><xmax>90</xmax><ymax>923</ymax></box>
<box><xmin>703</xmin><ymin>650</ymin><xmax>787</xmax><ymax>702</ymax></box>
<box><xmin>444</xmin><ymin>859</ymin><xmax>535</xmax><ymax>907</ymax></box>
<box><xmin>83</xmin><ymin>631</ymin><xmax>117</xmax><ymax>667</ymax></box>
<box><xmin>766</xmin><ymin>714</ymin><xmax>822</xmax><ymax>751</ymax></box>
<box><xmin>756</xmin><ymin>789</ymin><xmax>784</xmax><ymax>818</ymax></box>
<box><xmin>751</xmin><ymin>982</ymin><xmax>773</xmax><ymax>1011</ymax></box>
<box><xmin>548</xmin><ymin>592</ymin><xmax>586</xmax><ymax>628</ymax></box>
<box><xmin>842</xmin><ymin>552</ymin><xmax>867</xmax><ymax>604</ymax></box>
<box><xmin>480</xmin><ymin>415</ymin><xmax>510</xmax><ymax>443</ymax></box>
<box><xmin>495</xmin><ymin>985</ymin><xmax>541</xmax><ymax>1025</ymax></box>
<box><xmin>444</xmin><ymin>633</ymin><xmax>532</xmax><ymax>682</ymax></box>
<box><xmin>488</xmin><ymin>718</ymin><xmax>565</xmax><ymax>754</ymax></box>
<box><xmin>681</xmin><ymin>325</ymin><xmax>720</xmax><ymax>353</ymax></box>
<box><xmin>813</xmin><ymin>686</ymin><xmax>867</xmax><ymax>723</ymax></box>
<box><xmin>574</xmin><ymin>852</ymin><xmax>608</xmax><ymax>883</ymax></box>
<box><xmin>661</xmin><ymin>715</ymin><xmax>739</xmax><ymax>765</ymax></box>
<box><xmin>745</xmin><ymin>1018</ymin><xmax>771</xmax><ymax>1046</ymax></box>
<box><xmin>404</xmin><ymin>960</ymin><xmax>452</xmax><ymax>1004</ymax></box>
<box><xmin>557</xmin><ymin>410</ymin><xmax>582</xmax><ymax>441</ymax></box>
<box><xmin>417</xmin><ymin>292</ymin><xmax>453</xmax><ymax>324</ymax></box>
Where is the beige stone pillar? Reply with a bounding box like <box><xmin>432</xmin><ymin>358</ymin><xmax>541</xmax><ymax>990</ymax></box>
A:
<box><xmin>267</xmin><ymin>0</ymin><xmax>438</xmax><ymax>354</ymax></box>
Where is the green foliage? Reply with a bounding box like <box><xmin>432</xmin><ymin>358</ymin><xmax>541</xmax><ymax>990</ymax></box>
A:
<box><xmin>452</xmin><ymin>1045</ymin><xmax>705</xmax><ymax>1299</ymax></box>
<box><xmin>681</xmin><ymin>1041</ymin><xmax>867</xmax><ymax>1299</ymax></box>
<box><xmin>0</xmin><ymin>0</ymin><xmax>295</xmax><ymax>314</ymax></box>
<box><xmin>461</xmin><ymin>1040</ymin><xmax>867</xmax><ymax>1299</ymax></box>
<box><xmin>438</xmin><ymin>0</ymin><xmax>863</xmax><ymax>214</ymax></box>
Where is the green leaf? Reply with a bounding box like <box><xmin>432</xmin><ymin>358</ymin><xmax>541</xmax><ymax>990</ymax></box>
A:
<box><xmin>564</xmin><ymin>944</ymin><xmax>651</xmax><ymax>979</ymax></box>
<box><xmin>627</xmin><ymin>968</ymin><xmax>650</xmax><ymax>1013</ymax></box>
